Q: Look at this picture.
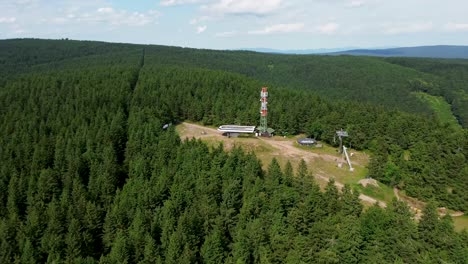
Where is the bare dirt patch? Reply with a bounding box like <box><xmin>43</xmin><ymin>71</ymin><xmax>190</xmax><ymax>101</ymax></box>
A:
<box><xmin>259</xmin><ymin>137</ymin><xmax>338</xmax><ymax>163</ymax></box>
<box><xmin>316</xmin><ymin>173</ymin><xmax>386</xmax><ymax>208</ymax></box>
<box><xmin>359</xmin><ymin>178</ymin><xmax>380</xmax><ymax>188</ymax></box>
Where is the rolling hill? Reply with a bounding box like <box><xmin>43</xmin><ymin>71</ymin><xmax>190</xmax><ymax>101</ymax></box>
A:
<box><xmin>243</xmin><ymin>45</ymin><xmax>468</xmax><ymax>59</ymax></box>
<box><xmin>1</xmin><ymin>39</ymin><xmax>466</xmax><ymax>128</ymax></box>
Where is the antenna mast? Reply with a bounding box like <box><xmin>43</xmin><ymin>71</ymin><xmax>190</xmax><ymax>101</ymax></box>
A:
<box><xmin>259</xmin><ymin>87</ymin><xmax>268</xmax><ymax>135</ymax></box>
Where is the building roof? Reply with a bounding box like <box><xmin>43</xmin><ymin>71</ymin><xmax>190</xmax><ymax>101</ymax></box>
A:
<box><xmin>218</xmin><ymin>125</ymin><xmax>256</xmax><ymax>133</ymax></box>
<box><xmin>297</xmin><ymin>138</ymin><xmax>316</xmax><ymax>144</ymax></box>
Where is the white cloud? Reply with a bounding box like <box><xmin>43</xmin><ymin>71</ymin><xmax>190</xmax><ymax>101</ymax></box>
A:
<box><xmin>248</xmin><ymin>23</ymin><xmax>304</xmax><ymax>35</ymax></box>
<box><xmin>206</xmin><ymin>0</ymin><xmax>283</xmax><ymax>16</ymax></box>
<box><xmin>385</xmin><ymin>22</ymin><xmax>433</xmax><ymax>34</ymax></box>
<box><xmin>317</xmin><ymin>22</ymin><xmax>339</xmax><ymax>34</ymax></box>
<box><xmin>97</xmin><ymin>7</ymin><xmax>114</xmax><ymax>13</ymax></box>
<box><xmin>445</xmin><ymin>23</ymin><xmax>468</xmax><ymax>32</ymax></box>
<box><xmin>13</xmin><ymin>0</ymin><xmax>38</xmax><ymax>6</ymax></box>
<box><xmin>0</xmin><ymin>17</ymin><xmax>17</xmax><ymax>23</ymax></box>
<box><xmin>215</xmin><ymin>30</ymin><xmax>237</xmax><ymax>37</ymax></box>
<box><xmin>3</xmin><ymin>0</ymin><xmax>468</xmax><ymax>49</ymax></box>
<box><xmin>347</xmin><ymin>0</ymin><xmax>365</xmax><ymax>8</ymax></box>
<box><xmin>49</xmin><ymin>17</ymin><xmax>68</xmax><ymax>25</ymax></box>
<box><xmin>197</xmin><ymin>25</ymin><xmax>207</xmax><ymax>33</ymax></box>
<box><xmin>73</xmin><ymin>8</ymin><xmax>161</xmax><ymax>27</ymax></box>
<box><xmin>160</xmin><ymin>0</ymin><xmax>203</xmax><ymax>6</ymax></box>
<box><xmin>189</xmin><ymin>16</ymin><xmax>211</xmax><ymax>25</ymax></box>
<box><xmin>15</xmin><ymin>0</ymin><xmax>35</xmax><ymax>4</ymax></box>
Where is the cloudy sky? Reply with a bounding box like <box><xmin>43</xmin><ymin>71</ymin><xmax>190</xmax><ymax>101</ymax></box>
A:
<box><xmin>1</xmin><ymin>0</ymin><xmax>468</xmax><ymax>50</ymax></box>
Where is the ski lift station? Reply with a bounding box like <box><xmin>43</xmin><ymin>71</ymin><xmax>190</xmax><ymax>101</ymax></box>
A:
<box><xmin>217</xmin><ymin>125</ymin><xmax>256</xmax><ymax>137</ymax></box>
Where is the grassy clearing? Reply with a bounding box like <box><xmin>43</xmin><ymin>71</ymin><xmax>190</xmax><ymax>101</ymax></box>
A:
<box><xmin>453</xmin><ymin>215</ymin><xmax>468</xmax><ymax>232</ymax></box>
<box><xmin>295</xmin><ymin>141</ymin><xmax>340</xmax><ymax>156</ymax></box>
<box><xmin>356</xmin><ymin>184</ymin><xmax>395</xmax><ymax>204</ymax></box>
<box><xmin>413</xmin><ymin>92</ymin><xmax>460</xmax><ymax>128</ymax></box>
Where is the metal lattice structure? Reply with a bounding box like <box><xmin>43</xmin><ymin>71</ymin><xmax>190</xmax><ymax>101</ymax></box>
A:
<box><xmin>335</xmin><ymin>129</ymin><xmax>348</xmax><ymax>153</ymax></box>
<box><xmin>335</xmin><ymin>129</ymin><xmax>354</xmax><ymax>171</ymax></box>
<box><xmin>259</xmin><ymin>87</ymin><xmax>268</xmax><ymax>134</ymax></box>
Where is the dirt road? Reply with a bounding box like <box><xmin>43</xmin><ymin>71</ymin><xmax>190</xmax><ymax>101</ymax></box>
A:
<box><xmin>315</xmin><ymin>173</ymin><xmax>386</xmax><ymax>207</ymax></box>
<box><xmin>259</xmin><ymin>137</ymin><xmax>337</xmax><ymax>162</ymax></box>
<box><xmin>259</xmin><ymin>133</ymin><xmax>383</xmax><ymax>206</ymax></box>
<box><xmin>394</xmin><ymin>187</ymin><xmax>464</xmax><ymax>217</ymax></box>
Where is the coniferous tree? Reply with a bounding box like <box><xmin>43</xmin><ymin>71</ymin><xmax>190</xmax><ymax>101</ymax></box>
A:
<box><xmin>201</xmin><ymin>223</ymin><xmax>226</xmax><ymax>264</ymax></box>
<box><xmin>65</xmin><ymin>219</ymin><xmax>83</xmax><ymax>262</ymax></box>
<box><xmin>324</xmin><ymin>179</ymin><xmax>340</xmax><ymax>215</ymax></box>
<box><xmin>341</xmin><ymin>184</ymin><xmax>363</xmax><ymax>217</ymax></box>
<box><xmin>418</xmin><ymin>201</ymin><xmax>439</xmax><ymax>247</ymax></box>
<box><xmin>107</xmin><ymin>230</ymin><xmax>129</xmax><ymax>264</ymax></box>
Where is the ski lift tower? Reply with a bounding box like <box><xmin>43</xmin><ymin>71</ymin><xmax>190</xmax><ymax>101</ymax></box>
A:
<box><xmin>259</xmin><ymin>87</ymin><xmax>269</xmax><ymax>136</ymax></box>
<box><xmin>342</xmin><ymin>145</ymin><xmax>354</xmax><ymax>172</ymax></box>
<box><xmin>335</xmin><ymin>129</ymin><xmax>354</xmax><ymax>171</ymax></box>
<box><xmin>335</xmin><ymin>129</ymin><xmax>348</xmax><ymax>153</ymax></box>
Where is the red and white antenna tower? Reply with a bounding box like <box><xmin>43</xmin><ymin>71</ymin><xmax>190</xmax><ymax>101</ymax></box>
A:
<box><xmin>259</xmin><ymin>87</ymin><xmax>268</xmax><ymax>134</ymax></box>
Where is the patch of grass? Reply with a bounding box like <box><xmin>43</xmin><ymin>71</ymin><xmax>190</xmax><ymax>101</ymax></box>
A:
<box><xmin>314</xmin><ymin>160</ymin><xmax>366</xmax><ymax>184</ymax></box>
<box><xmin>355</xmin><ymin>183</ymin><xmax>395</xmax><ymax>204</ymax></box>
<box><xmin>232</xmin><ymin>138</ymin><xmax>275</xmax><ymax>154</ymax></box>
<box><xmin>413</xmin><ymin>92</ymin><xmax>460</xmax><ymax>128</ymax></box>
<box><xmin>295</xmin><ymin>141</ymin><xmax>340</xmax><ymax>156</ymax></box>
<box><xmin>453</xmin><ymin>215</ymin><xmax>468</xmax><ymax>232</ymax></box>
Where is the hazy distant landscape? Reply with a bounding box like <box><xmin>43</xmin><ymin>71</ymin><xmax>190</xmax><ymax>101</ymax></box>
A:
<box><xmin>246</xmin><ymin>45</ymin><xmax>468</xmax><ymax>59</ymax></box>
<box><xmin>331</xmin><ymin>45</ymin><xmax>468</xmax><ymax>59</ymax></box>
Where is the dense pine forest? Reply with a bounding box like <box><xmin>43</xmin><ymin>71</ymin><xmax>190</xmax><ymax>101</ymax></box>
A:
<box><xmin>0</xmin><ymin>39</ymin><xmax>467</xmax><ymax>263</ymax></box>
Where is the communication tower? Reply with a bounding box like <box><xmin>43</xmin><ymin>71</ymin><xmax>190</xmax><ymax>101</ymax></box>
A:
<box><xmin>259</xmin><ymin>87</ymin><xmax>268</xmax><ymax>135</ymax></box>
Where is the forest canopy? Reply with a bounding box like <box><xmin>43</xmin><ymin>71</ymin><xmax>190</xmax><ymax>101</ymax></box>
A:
<box><xmin>0</xmin><ymin>39</ymin><xmax>467</xmax><ymax>263</ymax></box>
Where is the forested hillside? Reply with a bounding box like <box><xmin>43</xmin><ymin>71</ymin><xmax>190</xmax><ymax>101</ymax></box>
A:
<box><xmin>385</xmin><ymin>57</ymin><xmax>468</xmax><ymax>126</ymax></box>
<box><xmin>0</xmin><ymin>39</ymin><xmax>467</xmax><ymax>263</ymax></box>
<box><xmin>144</xmin><ymin>46</ymin><xmax>434</xmax><ymax>115</ymax></box>
<box><xmin>2</xmin><ymin>39</ymin><xmax>466</xmax><ymax>128</ymax></box>
<box><xmin>144</xmin><ymin>45</ymin><xmax>467</xmax><ymax>128</ymax></box>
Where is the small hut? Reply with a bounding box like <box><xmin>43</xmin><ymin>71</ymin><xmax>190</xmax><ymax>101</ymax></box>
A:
<box><xmin>297</xmin><ymin>138</ymin><xmax>316</xmax><ymax>146</ymax></box>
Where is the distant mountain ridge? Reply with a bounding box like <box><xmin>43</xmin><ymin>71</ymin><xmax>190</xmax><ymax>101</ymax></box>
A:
<box><xmin>330</xmin><ymin>45</ymin><xmax>468</xmax><ymax>59</ymax></box>
<box><xmin>243</xmin><ymin>45</ymin><xmax>468</xmax><ymax>59</ymax></box>
<box><xmin>239</xmin><ymin>47</ymin><xmax>360</xmax><ymax>54</ymax></box>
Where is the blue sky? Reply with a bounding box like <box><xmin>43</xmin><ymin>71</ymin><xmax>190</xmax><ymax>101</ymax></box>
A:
<box><xmin>1</xmin><ymin>0</ymin><xmax>468</xmax><ymax>50</ymax></box>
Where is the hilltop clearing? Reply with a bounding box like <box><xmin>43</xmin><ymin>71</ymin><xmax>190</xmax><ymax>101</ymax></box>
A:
<box><xmin>177</xmin><ymin>122</ymin><xmax>467</xmax><ymax>228</ymax></box>
<box><xmin>177</xmin><ymin>122</ymin><xmax>385</xmax><ymax>208</ymax></box>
